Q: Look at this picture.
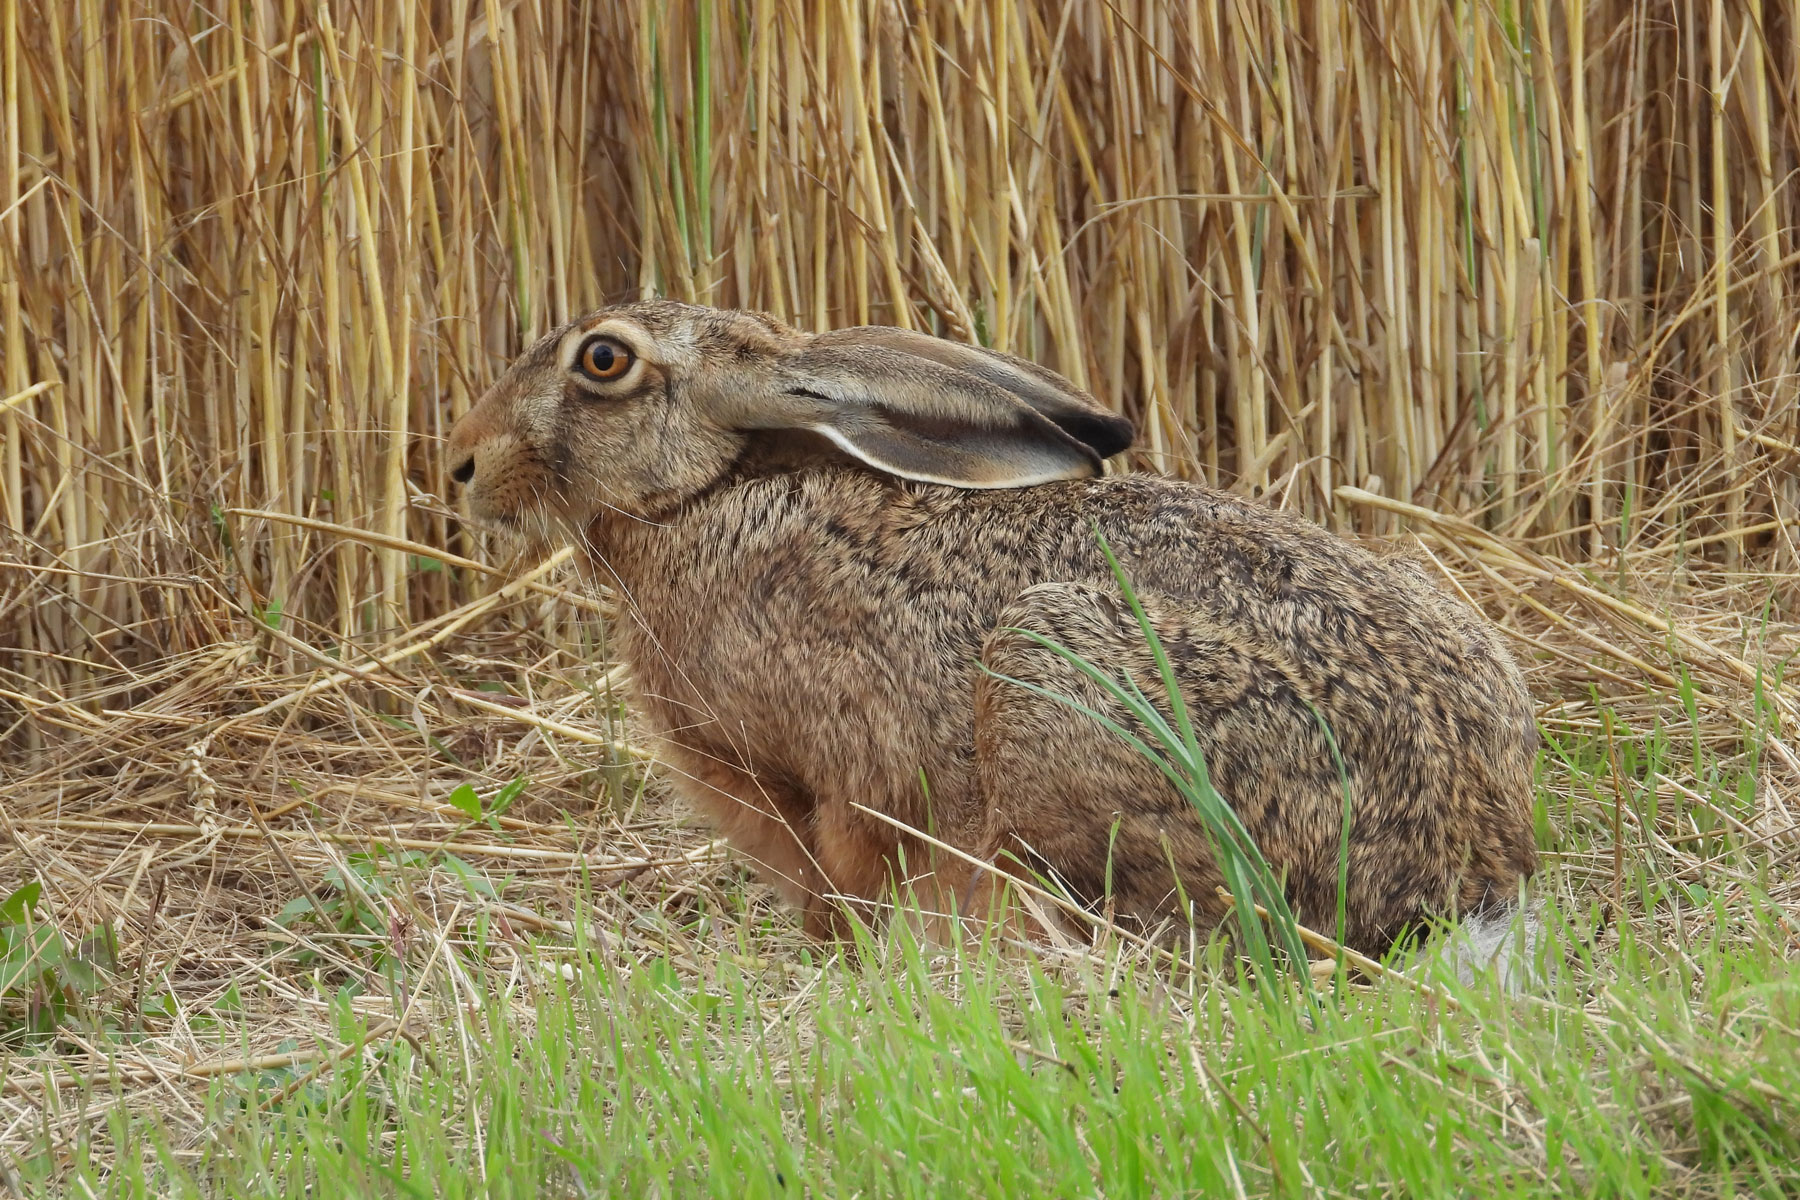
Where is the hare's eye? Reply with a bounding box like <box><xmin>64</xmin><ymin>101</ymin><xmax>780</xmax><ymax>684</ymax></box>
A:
<box><xmin>576</xmin><ymin>337</ymin><xmax>634</xmax><ymax>382</ymax></box>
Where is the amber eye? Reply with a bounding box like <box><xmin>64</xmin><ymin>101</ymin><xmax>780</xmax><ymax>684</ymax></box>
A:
<box><xmin>576</xmin><ymin>337</ymin><xmax>633</xmax><ymax>382</ymax></box>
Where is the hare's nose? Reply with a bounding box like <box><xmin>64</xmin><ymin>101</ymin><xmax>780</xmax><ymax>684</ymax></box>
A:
<box><xmin>450</xmin><ymin>456</ymin><xmax>476</xmax><ymax>486</ymax></box>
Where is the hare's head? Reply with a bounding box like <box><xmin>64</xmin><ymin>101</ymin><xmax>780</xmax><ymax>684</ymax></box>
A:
<box><xmin>446</xmin><ymin>301</ymin><xmax>1132</xmax><ymax>542</ymax></box>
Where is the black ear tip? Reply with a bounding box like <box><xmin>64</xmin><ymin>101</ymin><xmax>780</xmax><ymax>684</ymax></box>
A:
<box><xmin>1064</xmin><ymin>412</ymin><xmax>1135</xmax><ymax>459</ymax></box>
<box><xmin>1101</xmin><ymin>413</ymin><xmax>1136</xmax><ymax>457</ymax></box>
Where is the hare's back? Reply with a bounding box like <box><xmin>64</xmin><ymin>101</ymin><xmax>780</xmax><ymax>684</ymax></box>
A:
<box><xmin>1017</xmin><ymin>475</ymin><xmax>1536</xmax><ymax>755</ymax></box>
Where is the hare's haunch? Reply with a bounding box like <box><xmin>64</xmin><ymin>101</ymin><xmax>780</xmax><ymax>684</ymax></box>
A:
<box><xmin>447</xmin><ymin>302</ymin><xmax>1537</xmax><ymax>953</ymax></box>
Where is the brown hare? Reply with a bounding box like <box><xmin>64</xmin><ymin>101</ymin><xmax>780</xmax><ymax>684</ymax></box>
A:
<box><xmin>446</xmin><ymin>301</ymin><xmax>1539</xmax><ymax>954</ymax></box>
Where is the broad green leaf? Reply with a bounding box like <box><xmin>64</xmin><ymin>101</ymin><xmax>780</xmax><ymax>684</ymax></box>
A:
<box><xmin>447</xmin><ymin>783</ymin><xmax>483</xmax><ymax>820</ymax></box>
<box><xmin>492</xmin><ymin>775</ymin><xmax>530</xmax><ymax>815</ymax></box>
<box><xmin>0</xmin><ymin>881</ymin><xmax>42</xmax><ymax>925</ymax></box>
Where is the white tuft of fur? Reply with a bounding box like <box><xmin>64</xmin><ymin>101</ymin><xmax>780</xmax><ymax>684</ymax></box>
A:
<box><xmin>1416</xmin><ymin>899</ymin><xmax>1548</xmax><ymax>992</ymax></box>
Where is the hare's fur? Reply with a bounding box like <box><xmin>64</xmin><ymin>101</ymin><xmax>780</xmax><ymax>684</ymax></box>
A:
<box><xmin>448</xmin><ymin>302</ymin><xmax>1538</xmax><ymax>953</ymax></box>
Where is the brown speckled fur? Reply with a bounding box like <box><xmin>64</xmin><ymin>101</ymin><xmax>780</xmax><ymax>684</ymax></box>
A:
<box><xmin>447</xmin><ymin>301</ymin><xmax>1539</xmax><ymax>953</ymax></box>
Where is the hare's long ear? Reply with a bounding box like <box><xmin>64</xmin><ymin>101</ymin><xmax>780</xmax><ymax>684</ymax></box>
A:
<box><xmin>812</xmin><ymin>327</ymin><xmax>1135</xmax><ymax>460</ymax></box>
<box><xmin>704</xmin><ymin>328</ymin><xmax>1135</xmax><ymax>488</ymax></box>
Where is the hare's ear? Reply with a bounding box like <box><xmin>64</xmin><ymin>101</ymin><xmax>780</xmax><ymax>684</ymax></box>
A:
<box><xmin>705</xmin><ymin>329</ymin><xmax>1134</xmax><ymax>489</ymax></box>
<box><xmin>812</xmin><ymin>327</ymin><xmax>1135</xmax><ymax>461</ymax></box>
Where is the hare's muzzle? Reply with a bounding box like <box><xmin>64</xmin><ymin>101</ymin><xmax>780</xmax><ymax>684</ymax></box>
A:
<box><xmin>445</xmin><ymin>405</ymin><xmax>510</xmax><ymax>522</ymax></box>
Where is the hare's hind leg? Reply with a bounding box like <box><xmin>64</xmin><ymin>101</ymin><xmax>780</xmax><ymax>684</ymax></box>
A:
<box><xmin>972</xmin><ymin>580</ymin><xmax>1390</xmax><ymax>945</ymax></box>
<box><xmin>972</xmin><ymin>582</ymin><xmax>1236</xmax><ymax>940</ymax></box>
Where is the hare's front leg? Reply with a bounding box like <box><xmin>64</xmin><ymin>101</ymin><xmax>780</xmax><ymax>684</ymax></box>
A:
<box><xmin>662</xmin><ymin>748</ymin><xmax>895</xmax><ymax>937</ymax></box>
<box><xmin>662</xmin><ymin>751</ymin><xmax>833</xmax><ymax>936</ymax></box>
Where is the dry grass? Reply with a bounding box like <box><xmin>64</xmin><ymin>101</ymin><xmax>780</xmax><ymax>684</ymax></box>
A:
<box><xmin>2</xmin><ymin>0</ymin><xmax>1800</xmax><ymax>1192</ymax></box>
